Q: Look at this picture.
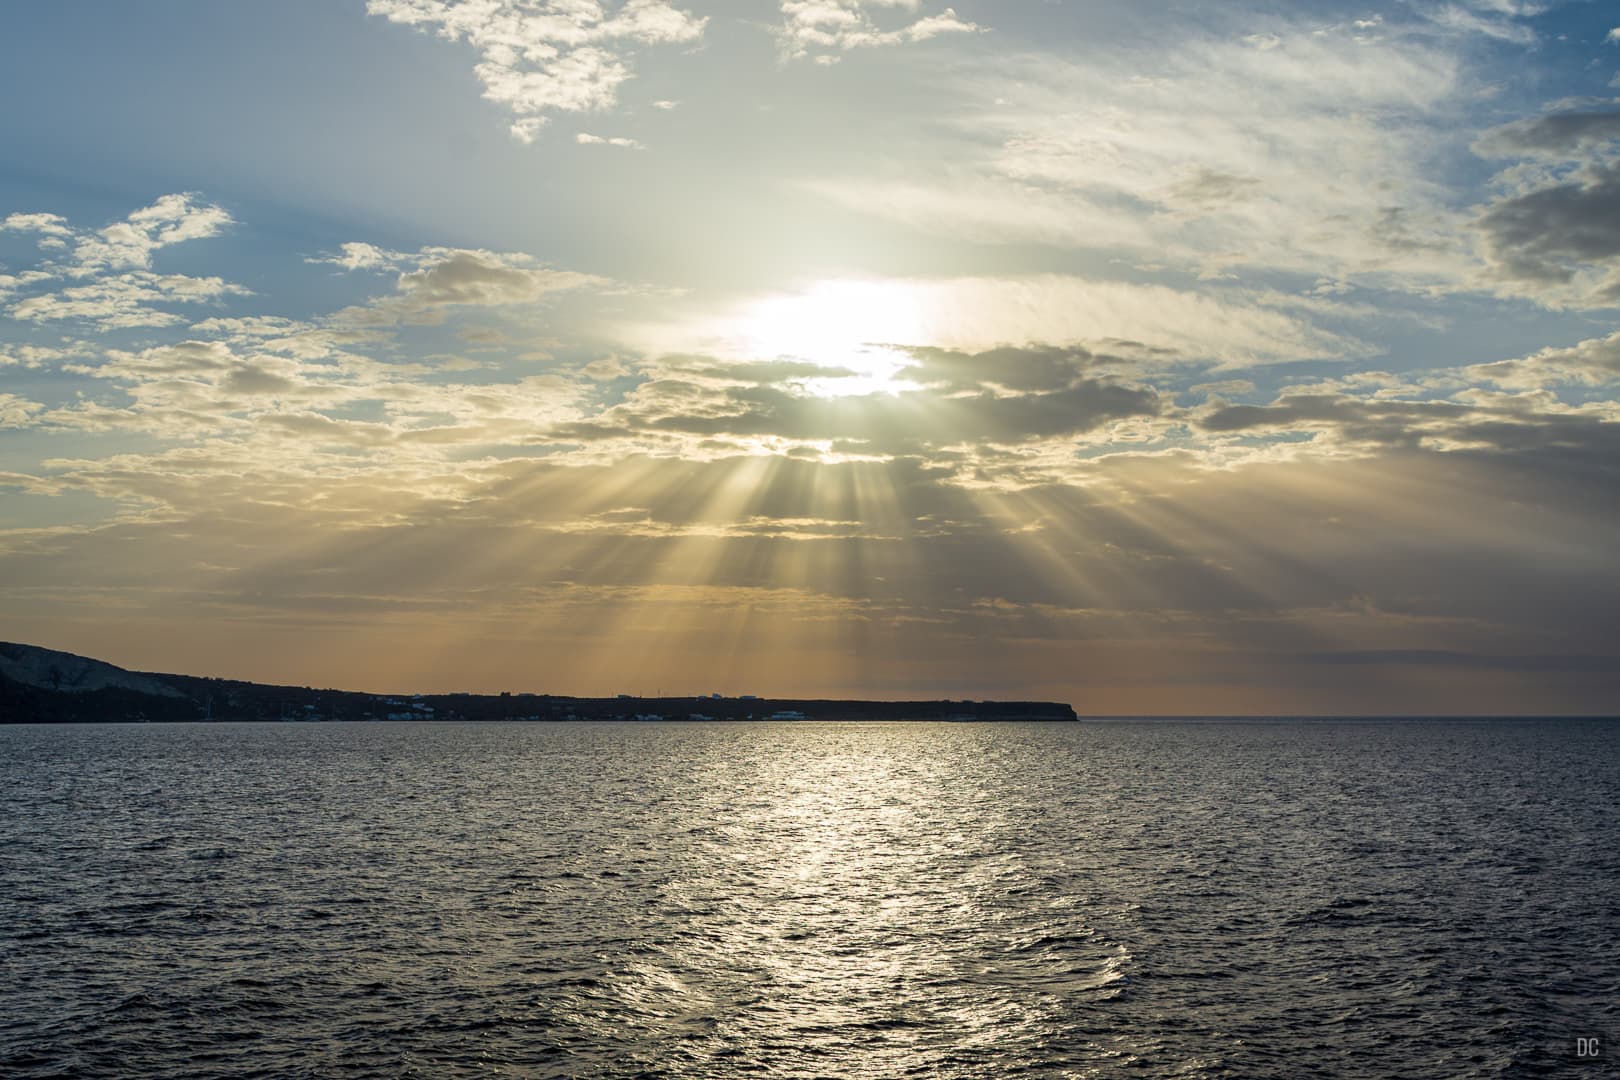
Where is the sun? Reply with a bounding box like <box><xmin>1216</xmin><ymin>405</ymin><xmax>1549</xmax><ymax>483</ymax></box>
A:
<box><xmin>733</xmin><ymin>279</ymin><xmax>928</xmax><ymax>396</ymax></box>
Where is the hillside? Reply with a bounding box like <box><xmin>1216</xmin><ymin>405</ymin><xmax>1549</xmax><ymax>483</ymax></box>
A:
<box><xmin>0</xmin><ymin>641</ymin><xmax>1078</xmax><ymax>723</ymax></box>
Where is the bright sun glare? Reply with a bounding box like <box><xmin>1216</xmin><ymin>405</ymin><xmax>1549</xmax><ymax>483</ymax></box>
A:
<box><xmin>733</xmin><ymin>280</ymin><xmax>928</xmax><ymax>397</ymax></box>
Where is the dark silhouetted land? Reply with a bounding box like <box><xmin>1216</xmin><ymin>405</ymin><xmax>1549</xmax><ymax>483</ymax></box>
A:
<box><xmin>0</xmin><ymin>642</ymin><xmax>1077</xmax><ymax>723</ymax></box>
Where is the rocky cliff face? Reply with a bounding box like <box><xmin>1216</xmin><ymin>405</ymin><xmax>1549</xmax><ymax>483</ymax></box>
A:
<box><xmin>0</xmin><ymin>643</ymin><xmax>184</xmax><ymax>698</ymax></box>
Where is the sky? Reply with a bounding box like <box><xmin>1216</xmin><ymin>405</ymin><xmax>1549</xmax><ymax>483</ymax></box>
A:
<box><xmin>2</xmin><ymin>1</ymin><xmax>1619</xmax><ymax>713</ymax></box>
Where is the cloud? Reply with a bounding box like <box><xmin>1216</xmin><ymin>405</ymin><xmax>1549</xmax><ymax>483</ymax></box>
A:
<box><xmin>1161</xmin><ymin>167</ymin><xmax>1264</xmax><ymax>212</ymax></box>
<box><xmin>1464</xmin><ymin>329</ymin><xmax>1620</xmax><ymax>387</ymax></box>
<box><xmin>0</xmin><ymin>393</ymin><xmax>44</xmax><ymax>429</ymax></box>
<box><xmin>0</xmin><ymin>344</ymin><xmax>77</xmax><ymax>369</ymax></box>
<box><xmin>1</xmin><ymin>195</ymin><xmax>244</xmax><ymax>329</ymax></box>
<box><xmin>1297</xmin><ymin>649</ymin><xmax>1617</xmax><ymax>672</ymax></box>
<box><xmin>777</xmin><ymin>1</ymin><xmax>980</xmax><ymax>61</ymax></box>
<box><xmin>9</xmin><ymin>420</ymin><xmax>1618</xmax><ymax>710</ymax></box>
<box><xmin>1416</xmin><ymin>2</ymin><xmax>1538</xmax><ymax>45</ymax></box>
<box><xmin>1475</xmin><ymin>162</ymin><xmax>1620</xmax><ymax>301</ymax></box>
<box><xmin>43</xmin><ymin>328</ymin><xmax>591</xmax><ymax>446</ymax></box>
<box><xmin>1194</xmin><ymin>384</ymin><xmax>1620</xmax><ymax>465</ymax></box>
<box><xmin>394</xmin><ymin>249</ymin><xmax>603</xmax><ymax>311</ymax></box>
<box><xmin>1</xmin><ymin>212</ymin><xmax>73</xmax><ymax>239</ymax></box>
<box><xmin>314</xmin><ymin>246</ymin><xmax>609</xmax><ymax>327</ymax></box>
<box><xmin>366</xmin><ymin>0</ymin><xmax>706</xmax><ymax>141</ymax></box>
<box><xmin>306</xmin><ymin>241</ymin><xmax>408</xmax><ymax>271</ymax></box>
<box><xmin>65</xmin><ymin>194</ymin><xmax>233</xmax><ymax>276</ymax></box>
<box><xmin>1470</xmin><ymin>98</ymin><xmax>1620</xmax><ymax>305</ymax></box>
<box><xmin>554</xmin><ymin>363</ymin><xmax>1162</xmax><ymax>455</ymax></box>
<box><xmin>640</xmin><ymin>275</ymin><xmax>1366</xmax><ymax>370</ymax></box>
<box><xmin>1473</xmin><ymin>104</ymin><xmax>1620</xmax><ymax>158</ymax></box>
<box><xmin>576</xmin><ymin>131</ymin><xmax>644</xmax><ymax>148</ymax></box>
<box><xmin>806</xmin><ymin>21</ymin><xmax>1476</xmax><ymax>291</ymax></box>
<box><xmin>10</xmin><ymin>272</ymin><xmax>251</xmax><ymax>330</ymax></box>
<box><xmin>6</xmin><ymin>198</ymin><xmax>1618</xmax><ymax>713</ymax></box>
<box><xmin>0</xmin><ymin>271</ymin><xmax>55</xmax><ymax>299</ymax></box>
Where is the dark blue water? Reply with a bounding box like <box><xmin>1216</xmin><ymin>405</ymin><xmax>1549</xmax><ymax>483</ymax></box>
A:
<box><xmin>2</xmin><ymin>719</ymin><xmax>1615</xmax><ymax>1078</ymax></box>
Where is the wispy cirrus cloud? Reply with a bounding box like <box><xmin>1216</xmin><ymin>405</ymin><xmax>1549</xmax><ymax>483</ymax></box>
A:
<box><xmin>807</xmin><ymin>19</ymin><xmax>1479</xmax><ymax>293</ymax></box>
<box><xmin>776</xmin><ymin>1</ymin><xmax>980</xmax><ymax>63</ymax></box>
<box><xmin>1412</xmin><ymin>0</ymin><xmax>1541</xmax><ymax>45</ymax></box>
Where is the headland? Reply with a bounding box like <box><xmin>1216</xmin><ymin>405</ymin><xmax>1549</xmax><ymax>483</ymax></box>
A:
<box><xmin>0</xmin><ymin>642</ymin><xmax>1077</xmax><ymax>722</ymax></box>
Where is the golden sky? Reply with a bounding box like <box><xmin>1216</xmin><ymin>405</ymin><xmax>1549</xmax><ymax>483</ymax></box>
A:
<box><xmin>2</xmin><ymin>1</ymin><xmax>1619</xmax><ymax>712</ymax></box>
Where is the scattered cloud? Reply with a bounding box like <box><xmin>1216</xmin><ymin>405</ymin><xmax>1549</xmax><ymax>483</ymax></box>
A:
<box><xmin>64</xmin><ymin>194</ymin><xmax>233</xmax><ymax>277</ymax></box>
<box><xmin>1473</xmin><ymin>104</ymin><xmax>1620</xmax><ymax>159</ymax></box>
<box><xmin>777</xmin><ymin>1</ymin><xmax>980</xmax><ymax>62</ymax></box>
<box><xmin>1464</xmin><ymin>328</ymin><xmax>1620</xmax><ymax>387</ymax></box>
<box><xmin>311</xmin><ymin>245</ymin><xmax>611</xmax><ymax>326</ymax></box>
<box><xmin>5</xmin><ymin>197</ymin><xmax>1618</xmax><ymax>708</ymax></box>
<box><xmin>576</xmin><ymin>131</ymin><xmax>644</xmax><ymax>148</ymax></box>
<box><xmin>0</xmin><ymin>393</ymin><xmax>44</xmax><ymax>428</ymax></box>
<box><xmin>10</xmin><ymin>272</ymin><xmax>251</xmax><ymax>330</ymax></box>
<box><xmin>7</xmin><ymin>6</ymin><xmax>1620</xmax><ymax>711</ymax></box>
<box><xmin>0</xmin><ymin>344</ymin><xmax>77</xmax><ymax>369</ymax></box>
<box><xmin>1</xmin><ymin>212</ymin><xmax>73</xmax><ymax>240</ymax></box>
<box><xmin>307</xmin><ymin>241</ymin><xmax>408</xmax><ymax>272</ymax></box>
<box><xmin>366</xmin><ymin>0</ymin><xmax>706</xmax><ymax>141</ymax></box>
<box><xmin>393</xmin><ymin>249</ymin><xmax>604</xmax><ymax>314</ymax></box>
<box><xmin>1469</xmin><ymin>97</ymin><xmax>1620</xmax><ymax>306</ymax></box>
<box><xmin>1</xmin><ymin>195</ymin><xmax>243</xmax><ymax>329</ymax></box>
<box><xmin>1475</xmin><ymin>162</ymin><xmax>1620</xmax><ymax>304</ymax></box>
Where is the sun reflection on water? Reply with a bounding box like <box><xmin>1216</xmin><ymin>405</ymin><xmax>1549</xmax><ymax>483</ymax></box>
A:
<box><xmin>637</xmin><ymin>724</ymin><xmax>1127</xmax><ymax>1077</ymax></box>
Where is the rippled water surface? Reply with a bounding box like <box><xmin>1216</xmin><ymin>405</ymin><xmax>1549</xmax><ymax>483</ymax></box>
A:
<box><xmin>2</xmin><ymin>719</ymin><xmax>1616</xmax><ymax>1078</ymax></box>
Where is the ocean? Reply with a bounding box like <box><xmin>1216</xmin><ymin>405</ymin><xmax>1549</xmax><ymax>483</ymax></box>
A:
<box><xmin>2</xmin><ymin>719</ymin><xmax>1615</xmax><ymax>1077</ymax></box>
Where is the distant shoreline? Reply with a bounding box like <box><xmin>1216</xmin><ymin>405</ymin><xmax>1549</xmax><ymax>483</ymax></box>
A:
<box><xmin>0</xmin><ymin>642</ymin><xmax>1077</xmax><ymax>723</ymax></box>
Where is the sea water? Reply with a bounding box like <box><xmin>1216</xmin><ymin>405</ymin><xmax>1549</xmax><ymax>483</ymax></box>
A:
<box><xmin>2</xmin><ymin>719</ymin><xmax>1615</xmax><ymax>1077</ymax></box>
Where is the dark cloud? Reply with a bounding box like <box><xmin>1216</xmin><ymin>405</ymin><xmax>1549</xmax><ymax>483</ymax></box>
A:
<box><xmin>898</xmin><ymin>345</ymin><xmax>1105</xmax><ymax>393</ymax></box>
<box><xmin>553</xmin><ymin>347</ymin><xmax>1163</xmax><ymax>451</ymax></box>
<box><xmin>220</xmin><ymin>364</ymin><xmax>301</xmax><ymax>396</ymax></box>
<box><xmin>1199</xmin><ymin>389</ymin><xmax>1620</xmax><ymax>479</ymax></box>
<box><xmin>1476</xmin><ymin>162</ymin><xmax>1620</xmax><ymax>291</ymax></box>
<box><xmin>1162</xmin><ymin>167</ymin><xmax>1263</xmax><ymax>210</ymax></box>
<box><xmin>1199</xmin><ymin>393</ymin><xmax>1471</xmax><ymax>447</ymax></box>
<box><xmin>1473</xmin><ymin>107</ymin><xmax>1620</xmax><ymax>159</ymax></box>
<box><xmin>393</xmin><ymin>251</ymin><xmax>599</xmax><ymax>314</ymax></box>
<box><xmin>1299</xmin><ymin>650</ymin><xmax>1619</xmax><ymax>672</ymax></box>
<box><xmin>657</xmin><ymin>355</ymin><xmax>861</xmax><ymax>383</ymax></box>
<box><xmin>558</xmin><ymin>378</ymin><xmax>1159</xmax><ymax>449</ymax></box>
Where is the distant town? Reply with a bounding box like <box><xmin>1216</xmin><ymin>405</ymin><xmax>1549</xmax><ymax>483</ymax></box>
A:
<box><xmin>0</xmin><ymin>642</ymin><xmax>1078</xmax><ymax>723</ymax></box>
